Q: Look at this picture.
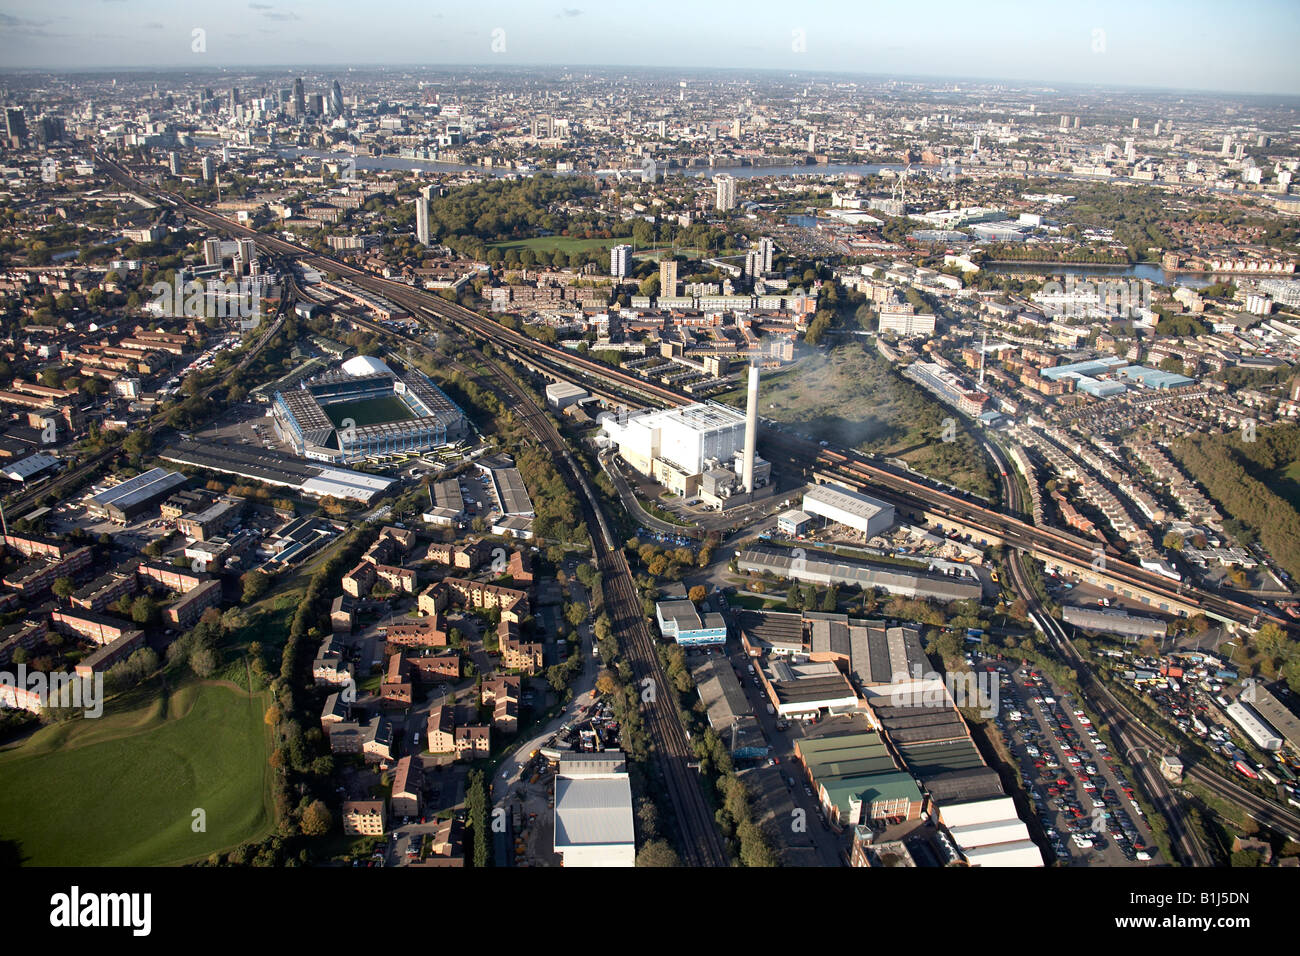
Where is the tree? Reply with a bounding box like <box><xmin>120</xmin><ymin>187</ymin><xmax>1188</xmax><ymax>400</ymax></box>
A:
<box><xmin>190</xmin><ymin>647</ymin><xmax>219</xmax><ymax>678</ymax></box>
<box><xmin>688</xmin><ymin>585</ymin><xmax>707</xmax><ymax>604</ymax></box>
<box><xmin>596</xmin><ymin>670</ymin><xmax>619</xmax><ymax>696</ymax></box>
<box><xmin>300</xmin><ymin>800</ymin><xmax>333</xmax><ymax>837</ymax></box>
<box><xmin>130</xmin><ymin>595</ymin><xmax>160</xmax><ymax>626</ymax></box>
<box><xmin>565</xmin><ymin>602</ymin><xmax>589</xmax><ymax>628</ymax></box>
<box><xmin>635</xmin><ymin>840</ymin><xmax>681</xmax><ymax>867</ymax></box>
<box><xmin>51</xmin><ymin>576</ymin><xmax>76</xmax><ymax>600</ymax></box>
<box><xmin>241</xmin><ymin>570</ymin><xmax>271</xmax><ymax>604</ymax></box>
<box><xmin>465</xmin><ymin>770</ymin><xmax>490</xmax><ymax>867</ymax></box>
<box><xmin>820</xmin><ymin>585</ymin><xmax>839</xmax><ymax>613</ymax></box>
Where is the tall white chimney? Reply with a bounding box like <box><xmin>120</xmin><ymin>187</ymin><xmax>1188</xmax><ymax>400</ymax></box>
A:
<box><xmin>742</xmin><ymin>363</ymin><xmax>759</xmax><ymax>494</ymax></box>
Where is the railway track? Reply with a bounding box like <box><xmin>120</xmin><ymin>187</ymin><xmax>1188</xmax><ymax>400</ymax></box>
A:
<box><xmin>343</xmin><ymin>307</ymin><xmax>731</xmax><ymax>866</ymax></box>
<box><xmin>97</xmin><ymin>155</ymin><xmax>1299</xmax><ymax>863</ymax></box>
<box><xmin>1007</xmin><ymin>548</ymin><xmax>1216</xmax><ymax>866</ymax></box>
<box><xmin>96</xmin><ymin>151</ymin><xmax>1292</xmax><ymax>636</ymax></box>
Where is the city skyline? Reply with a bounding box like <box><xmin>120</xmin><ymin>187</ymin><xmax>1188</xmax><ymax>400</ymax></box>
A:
<box><xmin>0</xmin><ymin>0</ymin><xmax>1298</xmax><ymax>97</ymax></box>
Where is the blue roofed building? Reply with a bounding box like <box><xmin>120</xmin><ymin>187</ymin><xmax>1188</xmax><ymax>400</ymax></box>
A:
<box><xmin>1116</xmin><ymin>365</ymin><xmax>1195</xmax><ymax>389</ymax></box>
<box><xmin>655</xmin><ymin>599</ymin><xmax>727</xmax><ymax>646</ymax></box>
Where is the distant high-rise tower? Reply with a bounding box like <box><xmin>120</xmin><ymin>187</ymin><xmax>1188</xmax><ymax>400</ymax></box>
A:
<box><xmin>331</xmin><ymin>79</ymin><xmax>344</xmax><ymax>116</ymax></box>
<box><xmin>1132</xmin><ymin>117</ymin><xmax>1140</xmax><ymax>130</ymax></box>
<box><xmin>1221</xmin><ymin>134</ymin><xmax>1232</xmax><ymax>156</ymax></box>
<box><xmin>203</xmin><ymin>237</ymin><xmax>223</xmax><ymax>267</ymax></box>
<box><xmin>1060</xmin><ymin>114</ymin><xmax>1069</xmax><ymax>130</ymax></box>
<box><xmin>414</xmin><ymin>197</ymin><xmax>430</xmax><ymax>246</ymax></box>
<box><xmin>714</xmin><ymin>173</ymin><xmax>736</xmax><ymax>211</ymax></box>
<box><xmin>972</xmin><ymin>133</ymin><xmax>982</xmax><ymax>153</ymax></box>
<box><xmin>238</xmin><ymin>238</ymin><xmax>256</xmax><ymax>270</ymax></box>
<box><xmin>610</xmin><ymin>244</ymin><xmax>631</xmax><ymax>279</ymax></box>
<box><xmin>659</xmin><ymin>258</ymin><xmax>678</xmax><ymax>297</ymax></box>
<box><xmin>1073</xmin><ymin>116</ymin><xmax>1080</xmax><ymax>129</ymax></box>
<box><xmin>4</xmin><ymin>107</ymin><xmax>27</xmax><ymax>146</ymax></box>
<box><xmin>1153</xmin><ymin>120</ymin><xmax>1161</xmax><ymax>137</ymax></box>
<box><xmin>807</xmin><ymin>132</ymin><xmax>816</xmax><ymax>153</ymax></box>
<box><xmin>758</xmin><ymin>236</ymin><xmax>774</xmax><ymax>274</ymax></box>
<box><xmin>201</xmin><ymin>155</ymin><xmax>216</xmax><ymax>183</ymax></box>
<box><xmin>229</xmin><ymin>88</ymin><xmax>240</xmax><ymax>112</ymax></box>
<box><xmin>291</xmin><ymin>78</ymin><xmax>305</xmax><ymax>119</ymax></box>
<box><xmin>168</xmin><ymin>151</ymin><xmax>181</xmax><ymax>176</ymax></box>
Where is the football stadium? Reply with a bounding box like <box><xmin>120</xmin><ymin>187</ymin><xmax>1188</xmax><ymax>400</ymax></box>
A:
<box><xmin>273</xmin><ymin>355</ymin><xmax>468</xmax><ymax>463</ymax></box>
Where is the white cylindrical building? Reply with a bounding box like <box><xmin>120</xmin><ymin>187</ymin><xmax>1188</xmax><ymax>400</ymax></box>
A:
<box><xmin>742</xmin><ymin>364</ymin><xmax>759</xmax><ymax>493</ymax></box>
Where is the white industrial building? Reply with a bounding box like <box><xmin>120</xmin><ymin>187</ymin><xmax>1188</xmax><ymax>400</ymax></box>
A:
<box><xmin>601</xmin><ymin>402</ymin><xmax>748</xmax><ymax>495</ymax></box>
<box><xmin>802</xmin><ymin>484</ymin><xmax>896</xmax><ymax>538</ymax></box>
<box><xmin>1226</xmin><ymin>700</ymin><xmax>1283</xmax><ymax>752</ymax></box>
<box><xmin>545</xmin><ymin>381</ymin><xmax>589</xmax><ymax>411</ymax></box>
<box><xmin>553</xmin><ymin>752</ymin><xmax>636</xmax><ymax>867</ymax></box>
<box><xmin>777</xmin><ymin>509</ymin><xmax>813</xmax><ymax>536</ymax></box>
<box><xmin>937</xmin><ymin>796</ymin><xmax>1042</xmax><ymax>867</ymax></box>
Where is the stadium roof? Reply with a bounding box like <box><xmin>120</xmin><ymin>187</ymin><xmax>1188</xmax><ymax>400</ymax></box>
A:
<box><xmin>341</xmin><ymin>354</ymin><xmax>392</xmax><ymax>377</ymax></box>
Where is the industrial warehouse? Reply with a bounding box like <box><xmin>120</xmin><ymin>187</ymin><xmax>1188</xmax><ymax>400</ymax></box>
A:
<box><xmin>273</xmin><ymin>355</ymin><xmax>468</xmax><ymax>463</ymax></box>
<box><xmin>738</xmin><ymin>545</ymin><xmax>983</xmax><ymax>602</ymax></box>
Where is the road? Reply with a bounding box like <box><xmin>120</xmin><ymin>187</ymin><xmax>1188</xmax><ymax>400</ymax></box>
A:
<box><xmin>491</xmin><ymin>560</ymin><xmax>599</xmax><ymax>800</ymax></box>
<box><xmin>99</xmin><ymin>151</ymin><xmax>1300</xmax><ymax>863</ymax></box>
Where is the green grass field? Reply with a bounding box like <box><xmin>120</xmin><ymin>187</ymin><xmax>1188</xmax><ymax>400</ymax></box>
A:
<box><xmin>324</xmin><ymin>395</ymin><xmax>414</xmax><ymax>428</ymax></box>
<box><xmin>0</xmin><ymin>681</ymin><xmax>273</xmax><ymax>866</ymax></box>
<box><xmin>489</xmin><ymin>236</ymin><xmax>619</xmax><ymax>255</ymax></box>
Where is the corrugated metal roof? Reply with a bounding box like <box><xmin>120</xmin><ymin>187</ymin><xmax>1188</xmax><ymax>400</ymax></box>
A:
<box><xmin>553</xmin><ymin>777</ymin><xmax>635</xmax><ymax>848</ymax></box>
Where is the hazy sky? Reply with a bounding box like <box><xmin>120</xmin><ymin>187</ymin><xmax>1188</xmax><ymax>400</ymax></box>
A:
<box><xmin>1</xmin><ymin>0</ymin><xmax>1298</xmax><ymax>96</ymax></box>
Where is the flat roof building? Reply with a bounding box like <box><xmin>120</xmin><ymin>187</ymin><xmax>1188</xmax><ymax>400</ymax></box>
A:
<box><xmin>553</xmin><ymin>751</ymin><xmax>635</xmax><ymax>868</ymax></box>
<box><xmin>738</xmin><ymin>546</ymin><xmax>981</xmax><ymax>603</ymax></box>
<box><xmin>87</xmin><ymin>468</ymin><xmax>188</xmax><ymax>523</ymax></box>
<box><xmin>802</xmin><ymin>484</ymin><xmax>895</xmax><ymax>538</ymax></box>
<box><xmin>655</xmin><ymin>599</ymin><xmax>727</xmax><ymax>646</ymax></box>
<box><xmin>794</xmin><ymin>728</ymin><xmax>924</xmax><ymax>828</ymax></box>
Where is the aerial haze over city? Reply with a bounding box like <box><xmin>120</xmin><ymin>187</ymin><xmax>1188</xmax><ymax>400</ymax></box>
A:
<box><xmin>0</xmin><ymin>0</ymin><xmax>1297</xmax><ymax>934</ymax></box>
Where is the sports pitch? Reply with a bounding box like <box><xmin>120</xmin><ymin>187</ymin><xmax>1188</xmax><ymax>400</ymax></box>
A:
<box><xmin>324</xmin><ymin>395</ymin><xmax>415</xmax><ymax>428</ymax></box>
<box><xmin>0</xmin><ymin>682</ymin><xmax>273</xmax><ymax>866</ymax></box>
